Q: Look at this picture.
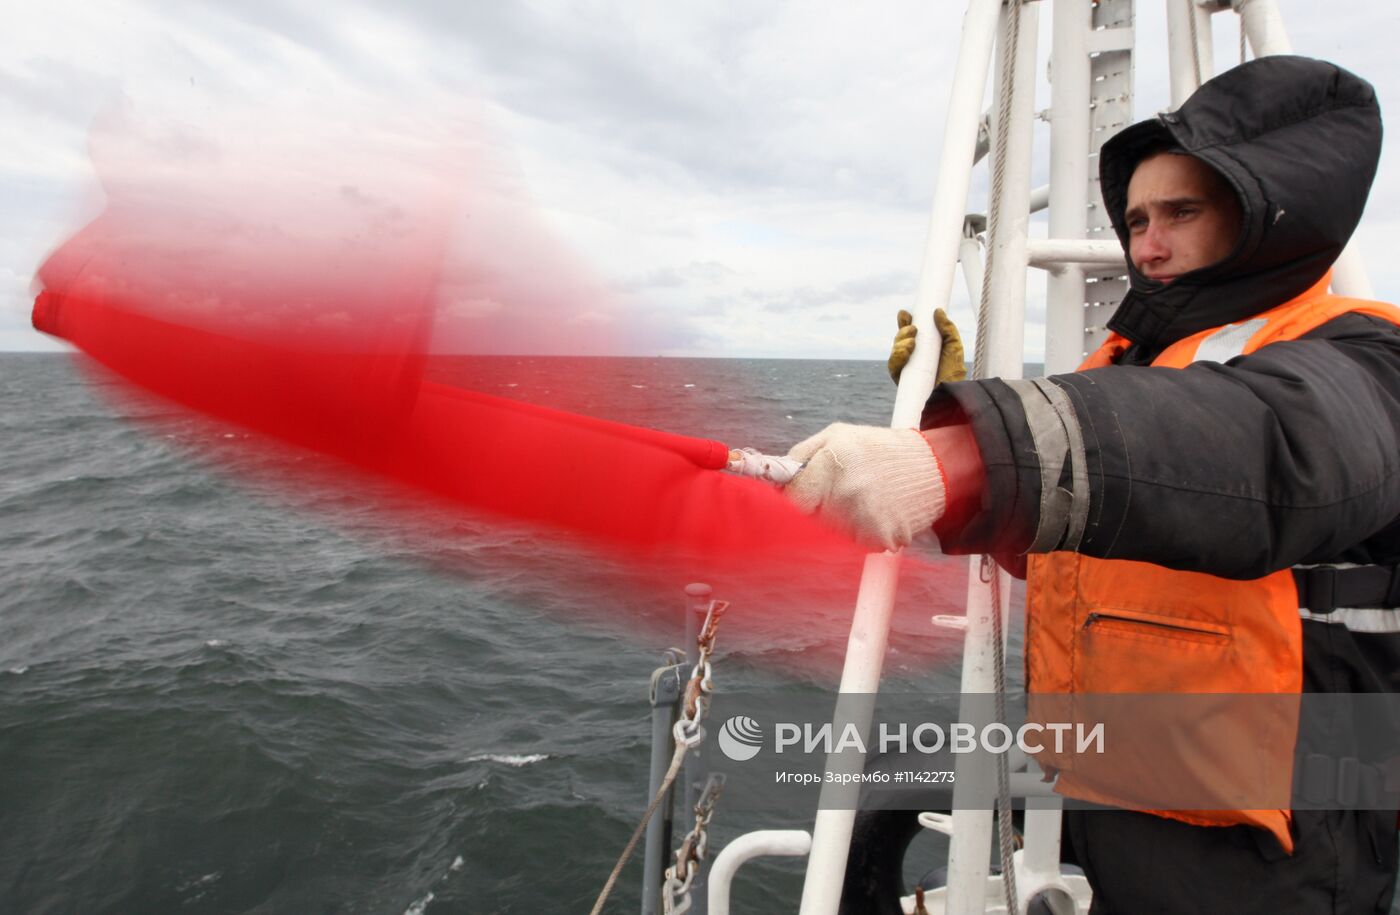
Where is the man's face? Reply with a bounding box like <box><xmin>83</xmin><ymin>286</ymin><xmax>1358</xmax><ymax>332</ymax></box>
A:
<box><xmin>1125</xmin><ymin>152</ymin><xmax>1242</xmax><ymax>283</ymax></box>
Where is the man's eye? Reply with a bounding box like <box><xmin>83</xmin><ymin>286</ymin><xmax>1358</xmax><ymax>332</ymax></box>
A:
<box><xmin>1173</xmin><ymin>206</ymin><xmax>1198</xmax><ymax>219</ymax></box>
<box><xmin>1127</xmin><ymin>218</ymin><xmax>1147</xmax><ymax>232</ymax></box>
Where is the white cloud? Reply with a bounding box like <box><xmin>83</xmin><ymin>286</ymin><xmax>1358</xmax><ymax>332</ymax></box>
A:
<box><xmin>1</xmin><ymin>0</ymin><xmax>1396</xmax><ymax>362</ymax></box>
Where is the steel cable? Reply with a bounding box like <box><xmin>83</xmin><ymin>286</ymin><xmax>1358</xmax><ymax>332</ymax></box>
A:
<box><xmin>974</xmin><ymin>2</ymin><xmax>1024</xmax><ymax>911</ymax></box>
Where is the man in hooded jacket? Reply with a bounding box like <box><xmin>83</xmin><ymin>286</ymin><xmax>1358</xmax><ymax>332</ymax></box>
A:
<box><xmin>785</xmin><ymin>56</ymin><xmax>1400</xmax><ymax>913</ymax></box>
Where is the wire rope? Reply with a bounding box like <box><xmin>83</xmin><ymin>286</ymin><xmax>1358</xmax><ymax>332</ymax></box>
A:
<box><xmin>974</xmin><ymin>3</ymin><xmax>1025</xmax><ymax>911</ymax></box>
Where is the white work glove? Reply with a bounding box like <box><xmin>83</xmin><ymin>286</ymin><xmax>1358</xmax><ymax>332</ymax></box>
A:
<box><xmin>784</xmin><ymin>423</ymin><xmax>947</xmax><ymax>551</ymax></box>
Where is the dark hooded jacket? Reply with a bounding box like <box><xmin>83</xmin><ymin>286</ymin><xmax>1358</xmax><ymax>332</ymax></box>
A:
<box><xmin>926</xmin><ymin>56</ymin><xmax>1400</xmax><ymax>610</ymax></box>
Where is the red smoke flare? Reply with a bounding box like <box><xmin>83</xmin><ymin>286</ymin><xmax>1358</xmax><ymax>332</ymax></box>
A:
<box><xmin>30</xmin><ymin>103</ymin><xmax>965</xmax><ymax>658</ymax></box>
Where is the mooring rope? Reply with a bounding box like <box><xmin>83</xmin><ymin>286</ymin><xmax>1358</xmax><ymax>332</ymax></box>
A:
<box><xmin>590</xmin><ymin>743</ymin><xmax>688</xmax><ymax>915</ymax></box>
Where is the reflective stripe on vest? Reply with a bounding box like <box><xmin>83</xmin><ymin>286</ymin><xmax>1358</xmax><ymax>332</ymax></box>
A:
<box><xmin>1026</xmin><ymin>273</ymin><xmax>1400</xmax><ymax>852</ymax></box>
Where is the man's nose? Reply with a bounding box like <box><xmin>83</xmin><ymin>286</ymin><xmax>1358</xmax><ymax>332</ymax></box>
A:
<box><xmin>1133</xmin><ymin>225</ymin><xmax>1169</xmax><ymax>267</ymax></box>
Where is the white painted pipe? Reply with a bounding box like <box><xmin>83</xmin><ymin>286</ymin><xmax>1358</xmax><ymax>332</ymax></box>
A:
<box><xmin>798</xmin><ymin>1</ymin><xmax>1004</xmax><ymax>911</ymax></box>
<box><xmin>1019</xmin><ymin>805</ymin><xmax>1067</xmax><ymax>886</ymax></box>
<box><xmin>889</xmin><ymin>0</ymin><xmax>1006</xmax><ymax>427</ymax></box>
<box><xmin>1029</xmin><ymin>183</ymin><xmax>1051</xmax><ymax>214</ymax></box>
<box><xmin>708</xmin><ymin>830</ymin><xmax>812</xmax><ymax>915</ymax></box>
<box><xmin>1011</xmin><ymin>803</ymin><xmax>1080</xmax><ymax>915</ymax></box>
<box><xmin>1234</xmin><ymin>0</ymin><xmax>1291</xmax><ymax>56</ymax></box>
<box><xmin>1234</xmin><ymin>0</ymin><xmax>1374</xmax><ymax>297</ymax></box>
<box><xmin>1165</xmin><ymin>0</ymin><xmax>1215</xmax><ymax>108</ymax></box>
<box><xmin>796</xmin><ymin>553</ymin><xmax>903</xmax><ymax>913</ymax></box>
<box><xmin>1044</xmin><ymin>0</ymin><xmax>1094</xmax><ymax>375</ymax></box>
<box><xmin>1165</xmin><ymin>0</ymin><xmax>1198</xmax><ymax>107</ymax></box>
<box><xmin>959</xmin><ymin>233</ymin><xmax>985</xmax><ymax>323</ymax></box>
<box><xmin>972</xmin><ymin>0</ymin><xmax>1038</xmax><ymax>383</ymax></box>
<box><xmin>944</xmin><ymin>3</ymin><xmax>1039</xmax><ymax>915</ymax></box>
<box><xmin>1028</xmin><ymin>239</ymin><xmax>1127</xmax><ymax>272</ymax></box>
<box><xmin>1193</xmin><ymin>0</ymin><xmax>1217</xmax><ymax>83</ymax></box>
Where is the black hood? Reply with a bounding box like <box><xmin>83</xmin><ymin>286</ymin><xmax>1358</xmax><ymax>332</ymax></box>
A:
<box><xmin>1099</xmin><ymin>55</ymin><xmax>1382</xmax><ymax>353</ymax></box>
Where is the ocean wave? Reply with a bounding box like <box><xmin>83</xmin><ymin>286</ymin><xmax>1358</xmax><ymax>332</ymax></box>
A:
<box><xmin>466</xmin><ymin>752</ymin><xmax>549</xmax><ymax>767</ymax></box>
<box><xmin>400</xmin><ymin>851</ymin><xmax>465</xmax><ymax>915</ymax></box>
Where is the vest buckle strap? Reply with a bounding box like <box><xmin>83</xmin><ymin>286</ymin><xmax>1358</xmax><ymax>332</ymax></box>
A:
<box><xmin>1293</xmin><ymin>567</ymin><xmax>1338</xmax><ymax>613</ymax></box>
<box><xmin>1292</xmin><ymin>564</ymin><xmax>1400</xmax><ymax>612</ymax></box>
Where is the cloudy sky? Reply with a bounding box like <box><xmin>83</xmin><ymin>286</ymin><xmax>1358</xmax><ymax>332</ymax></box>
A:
<box><xmin>3</xmin><ymin>1</ymin><xmax>1398</xmax><ymax>359</ymax></box>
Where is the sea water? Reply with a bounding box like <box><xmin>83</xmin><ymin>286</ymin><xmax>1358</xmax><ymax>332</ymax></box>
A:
<box><xmin>1</xmin><ymin>353</ymin><xmax>990</xmax><ymax>913</ymax></box>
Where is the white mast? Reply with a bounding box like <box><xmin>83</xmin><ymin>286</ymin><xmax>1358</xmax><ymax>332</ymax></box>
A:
<box><xmin>797</xmin><ymin>1</ymin><xmax>1006</xmax><ymax>909</ymax></box>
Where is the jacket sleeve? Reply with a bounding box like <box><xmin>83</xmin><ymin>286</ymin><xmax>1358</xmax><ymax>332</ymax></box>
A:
<box><xmin>925</xmin><ymin>313</ymin><xmax>1400</xmax><ymax>579</ymax></box>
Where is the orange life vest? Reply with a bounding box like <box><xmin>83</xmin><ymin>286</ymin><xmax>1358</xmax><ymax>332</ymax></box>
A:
<box><xmin>1026</xmin><ymin>274</ymin><xmax>1400</xmax><ymax>852</ymax></box>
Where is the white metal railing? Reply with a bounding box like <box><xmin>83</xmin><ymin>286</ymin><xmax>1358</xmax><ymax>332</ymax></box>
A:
<box><xmin>1027</xmin><ymin>240</ymin><xmax>1127</xmax><ymax>272</ymax></box>
<box><xmin>707</xmin><ymin>831</ymin><xmax>812</xmax><ymax>915</ymax></box>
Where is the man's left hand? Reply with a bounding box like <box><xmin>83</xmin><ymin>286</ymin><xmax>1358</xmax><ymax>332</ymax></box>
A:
<box><xmin>887</xmin><ymin>308</ymin><xmax>968</xmax><ymax>386</ymax></box>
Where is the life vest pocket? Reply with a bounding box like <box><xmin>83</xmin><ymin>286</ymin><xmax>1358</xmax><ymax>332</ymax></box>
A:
<box><xmin>1082</xmin><ymin>608</ymin><xmax>1230</xmax><ymax>645</ymax></box>
<box><xmin>1078</xmin><ymin>606</ymin><xmax>1234</xmax><ymax>694</ymax></box>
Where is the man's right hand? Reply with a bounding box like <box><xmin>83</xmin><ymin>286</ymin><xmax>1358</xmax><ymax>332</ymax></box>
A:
<box><xmin>887</xmin><ymin>308</ymin><xmax>967</xmax><ymax>386</ymax></box>
<box><xmin>784</xmin><ymin>423</ymin><xmax>948</xmax><ymax>551</ymax></box>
